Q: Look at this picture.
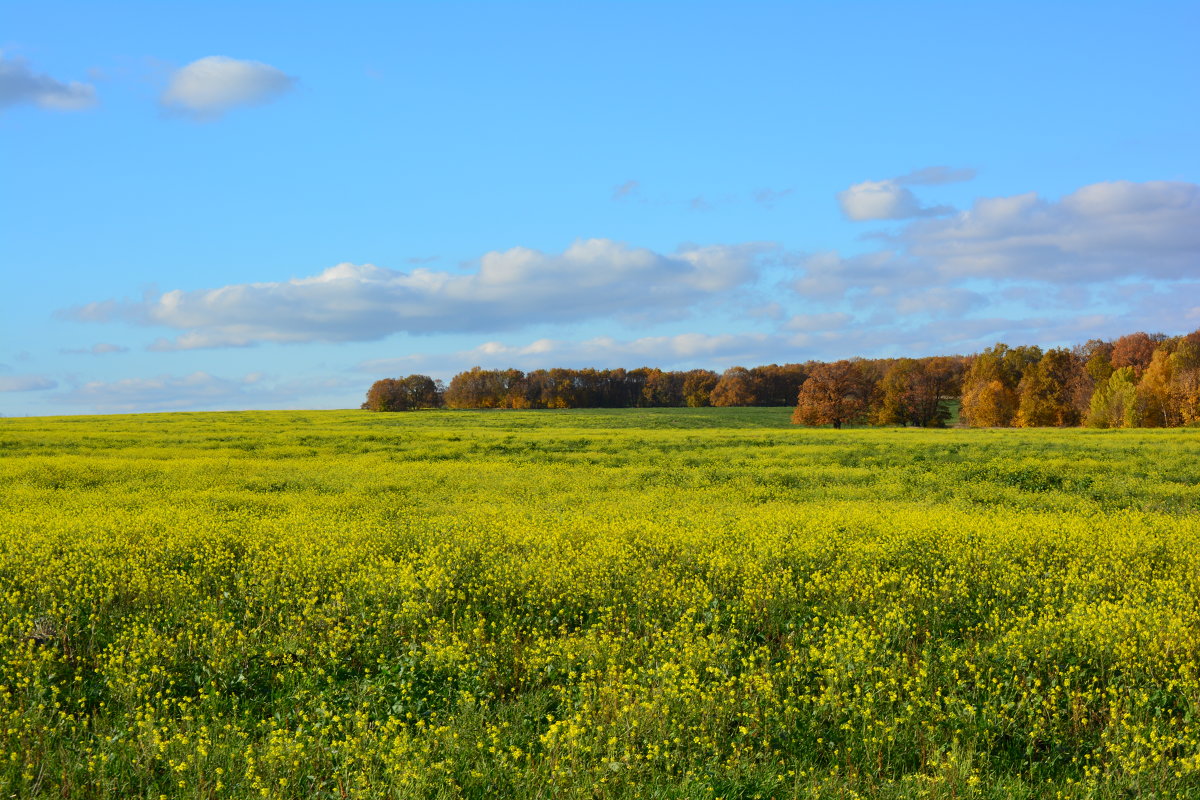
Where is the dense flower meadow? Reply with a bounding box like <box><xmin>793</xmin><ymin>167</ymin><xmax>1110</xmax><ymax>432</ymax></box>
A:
<box><xmin>1</xmin><ymin>408</ymin><xmax>1199</xmax><ymax>798</ymax></box>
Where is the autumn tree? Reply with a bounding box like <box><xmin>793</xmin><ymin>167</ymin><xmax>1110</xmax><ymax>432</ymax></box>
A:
<box><xmin>710</xmin><ymin>367</ymin><xmax>758</xmax><ymax>407</ymax></box>
<box><xmin>960</xmin><ymin>343</ymin><xmax>1040</xmax><ymax>427</ymax></box>
<box><xmin>642</xmin><ymin>369</ymin><xmax>683</xmax><ymax>407</ymax></box>
<box><xmin>444</xmin><ymin>367</ymin><xmax>525</xmax><ymax>408</ymax></box>
<box><xmin>1168</xmin><ymin>336</ymin><xmax>1200</xmax><ymax>425</ymax></box>
<box><xmin>1016</xmin><ymin>348</ymin><xmax>1085</xmax><ymax>427</ymax></box>
<box><xmin>362</xmin><ymin>378</ymin><xmax>404</xmax><ymax>411</ymax></box>
<box><xmin>873</xmin><ymin>357</ymin><xmax>961</xmax><ymax>427</ymax></box>
<box><xmin>1111</xmin><ymin>332</ymin><xmax>1165</xmax><ymax>378</ymax></box>
<box><xmin>1075</xmin><ymin>339</ymin><xmax>1114</xmax><ymax>386</ymax></box>
<box><xmin>749</xmin><ymin>364</ymin><xmax>808</xmax><ymax>406</ymax></box>
<box><xmin>1137</xmin><ymin>335</ymin><xmax>1200</xmax><ymax>427</ymax></box>
<box><xmin>681</xmin><ymin>369</ymin><xmax>719</xmax><ymax>407</ymax></box>
<box><xmin>362</xmin><ymin>374</ymin><xmax>443</xmax><ymax>411</ymax></box>
<box><xmin>792</xmin><ymin>360</ymin><xmax>868</xmax><ymax>429</ymax></box>
<box><xmin>1137</xmin><ymin>346</ymin><xmax>1176</xmax><ymax>427</ymax></box>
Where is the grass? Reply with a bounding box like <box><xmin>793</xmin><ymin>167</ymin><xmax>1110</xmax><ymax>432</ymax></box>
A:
<box><xmin>1</xmin><ymin>408</ymin><xmax>1199</xmax><ymax>798</ymax></box>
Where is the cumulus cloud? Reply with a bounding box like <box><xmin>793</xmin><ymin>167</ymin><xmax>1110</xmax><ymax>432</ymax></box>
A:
<box><xmin>808</xmin><ymin>181</ymin><xmax>1200</xmax><ymax>292</ymax></box>
<box><xmin>60</xmin><ymin>342</ymin><xmax>129</xmax><ymax>355</ymax></box>
<box><xmin>905</xmin><ymin>180</ymin><xmax>1200</xmax><ymax>281</ymax></box>
<box><xmin>160</xmin><ymin>56</ymin><xmax>294</xmax><ymax>119</ymax></box>
<box><xmin>789</xmin><ymin>179</ymin><xmax>1200</xmax><ymax>348</ymax></box>
<box><xmin>0</xmin><ymin>54</ymin><xmax>96</xmax><ymax>111</ymax></box>
<box><xmin>791</xmin><ymin>250</ymin><xmax>907</xmax><ymax>298</ymax></box>
<box><xmin>838</xmin><ymin>180</ymin><xmax>954</xmax><ymax>221</ymax></box>
<box><xmin>62</xmin><ymin>238</ymin><xmax>772</xmax><ymax>349</ymax></box>
<box><xmin>0</xmin><ymin>375</ymin><xmax>57</xmax><ymax>392</ymax></box>
<box><xmin>837</xmin><ymin>165</ymin><xmax>975</xmax><ymax>221</ymax></box>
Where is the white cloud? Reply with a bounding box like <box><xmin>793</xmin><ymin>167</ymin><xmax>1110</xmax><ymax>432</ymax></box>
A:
<box><xmin>0</xmin><ymin>54</ymin><xmax>96</xmax><ymax>111</ymax></box>
<box><xmin>791</xmin><ymin>250</ymin><xmax>905</xmax><ymax>298</ymax></box>
<box><xmin>807</xmin><ymin>181</ymin><xmax>1200</xmax><ymax>293</ymax></box>
<box><xmin>838</xmin><ymin>180</ymin><xmax>953</xmax><ymax>221</ymax></box>
<box><xmin>789</xmin><ymin>179</ymin><xmax>1200</xmax><ymax>350</ymax></box>
<box><xmin>837</xmin><ymin>165</ymin><xmax>974</xmax><ymax>221</ymax></box>
<box><xmin>893</xmin><ymin>287</ymin><xmax>985</xmax><ymax>316</ymax></box>
<box><xmin>63</xmin><ymin>238</ymin><xmax>772</xmax><ymax>349</ymax></box>
<box><xmin>906</xmin><ymin>181</ymin><xmax>1200</xmax><ymax>281</ymax></box>
<box><xmin>161</xmin><ymin>56</ymin><xmax>294</xmax><ymax>119</ymax></box>
<box><xmin>0</xmin><ymin>375</ymin><xmax>57</xmax><ymax>392</ymax></box>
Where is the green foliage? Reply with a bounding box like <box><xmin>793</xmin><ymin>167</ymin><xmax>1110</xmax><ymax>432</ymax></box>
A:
<box><xmin>1088</xmin><ymin>367</ymin><xmax>1140</xmax><ymax>428</ymax></box>
<box><xmin>2</xmin><ymin>409</ymin><xmax>1200</xmax><ymax>798</ymax></box>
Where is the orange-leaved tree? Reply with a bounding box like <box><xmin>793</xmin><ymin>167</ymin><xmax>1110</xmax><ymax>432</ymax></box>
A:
<box><xmin>1016</xmin><ymin>348</ymin><xmax>1085</xmax><ymax>427</ymax></box>
<box><xmin>710</xmin><ymin>367</ymin><xmax>758</xmax><ymax>407</ymax></box>
<box><xmin>792</xmin><ymin>360</ymin><xmax>868</xmax><ymax>429</ymax></box>
<box><xmin>362</xmin><ymin>374</ymin><xmax>443</xmax><ymax>411</ymax></box>
<box><xmin>961</xmin><ymin>343</ymin><xmax>1040</xmax><ymax>427</ymax></box>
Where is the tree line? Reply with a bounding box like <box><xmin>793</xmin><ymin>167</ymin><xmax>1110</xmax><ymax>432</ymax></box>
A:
<box><xmin>362</xmin><ymin>328</ymin><xmax>1200</xmax><ymax>427</ymax></box>
<box><xmin>363</xmin><ymin>364</ymin><xmax>807</xmax><ymax>412</ymax></box>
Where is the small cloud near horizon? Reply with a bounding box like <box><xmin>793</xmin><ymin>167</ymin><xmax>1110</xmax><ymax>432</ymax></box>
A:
<box><xmin>0</xmin><ymin>375</ymin><xmax>57</xmax><ymax>392</ymax></box>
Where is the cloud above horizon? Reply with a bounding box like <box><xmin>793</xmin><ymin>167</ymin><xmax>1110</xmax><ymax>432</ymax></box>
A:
<box><xmin>806</xmin><ymin>180</ymin><xmax>1200</xmax><ymax>298</ymax></box>
<box><xmin>0</xmin><ymin>375</ymin><xmax>58</xmax><ymax>392</ymax></box>
<box><xmin>46</xmin><ymin>179</ymin><xmax>1200</xmax><ymax>411</ymax></box>
<box><xmin>55</xmin><ymin>371</ymin><xmax>359</xmax><ymax>413</ymax></box>
<box><xmin>0</xmin><ymin>54</ymin><xmax>96</xmax><ymax>112</ymax></box>
<box><xmin>62</xmin><ymin>239</ymin><xmax>772</xmax><ymax>349</ymax></box>
<box><xmin>837</xmin><ymin>165</ymin><xmax>976</xmax><ymax>221</ymax></box>
<box><xmin>905</xmin><ymin>180</ymin><xmax>1200</xmax><ymax>281</ymax></box>
<box><xmin>161</xmin><ymin>56</ymin><xmax>294</xmax><ymax>119</ymax></box>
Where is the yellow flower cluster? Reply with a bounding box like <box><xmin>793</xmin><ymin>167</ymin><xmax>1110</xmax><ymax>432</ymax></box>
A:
<box><xmin>0</xmin><ymin>408</ymin><xmax>1198</xmax><ymax>798</ymax></box>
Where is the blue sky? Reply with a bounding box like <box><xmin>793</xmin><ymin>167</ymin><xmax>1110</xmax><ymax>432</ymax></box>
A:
<box><xmin>2</xmin><ymin>1</ymin><xmax>1198</xmax><ymax>414</ymax></box>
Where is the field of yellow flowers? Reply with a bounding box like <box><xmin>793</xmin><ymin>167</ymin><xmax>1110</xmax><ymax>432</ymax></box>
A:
<box><xmin>1</xmin><ymin>408</ymin><xmax>1199</xmax><ymax>799</ymax></box>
